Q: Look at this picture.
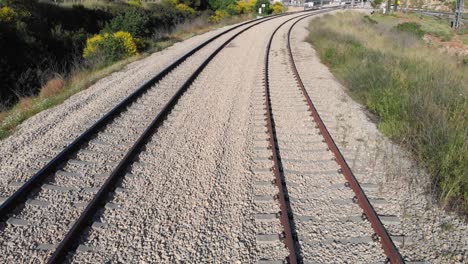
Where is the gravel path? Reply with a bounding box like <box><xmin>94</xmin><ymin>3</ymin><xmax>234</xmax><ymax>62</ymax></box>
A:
<box><xmin>293</xmin><ymin>14</ymin><xmax>467</xmax><ymax>263</ymax></box>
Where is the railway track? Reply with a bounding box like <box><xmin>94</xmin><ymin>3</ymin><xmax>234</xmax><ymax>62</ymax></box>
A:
<box><xmin>0</xmin><ymin>7</ymin><xmax>409</xmax><ymax>263</ymax></box>
<box><xmin>0</xmin><ymin>12</ymin><xmax>329</xmax><ymax>263</ymax></box>
<box><xmin>253</xmin><ymin>12</ymin><xmax>406</xmax><ymax>263</ymax></box>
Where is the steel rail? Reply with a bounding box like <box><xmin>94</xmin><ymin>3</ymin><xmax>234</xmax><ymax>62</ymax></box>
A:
<box><xmin>286</xmin><ymin>15</ymin><xmax>405</xmax><ymax>264</ymax></box>
<box><xmin>0</xmin><ymin>13</ymin><xmax>291</xmax><ymax>222</ymax></box>
<box><xmin>262</xmin><ymin>9</ymin><xmax>335</xmax><ymax>264</ymax></box>
<box><xmin>46</xmin><ymin>12</ymin><xmax>317</xmax><ymax>263</ymax></box>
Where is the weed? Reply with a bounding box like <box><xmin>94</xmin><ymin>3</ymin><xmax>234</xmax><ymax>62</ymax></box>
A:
<box><xmin>363</xmin><ymin>15</ymin><xmax>377</xmax><ymax>24</ymax></box>
<box><xmin>441</xmin><ymin>222</ymin><xmax>455</xmax><ymax>232</ymax></box>
<box><xmin>39</xmin><ymin>76</ymin><xmax>65</xmax><ymax>98</ymax></box>
<box><xmin>463</xmin><ymin>57</ymin><xmax>468</xmax><ymax>66</ymax></box>
<box><xmin>395</xmin><ymin>22</ymin><xmax>425</xmax><ymax>38</ymax></box>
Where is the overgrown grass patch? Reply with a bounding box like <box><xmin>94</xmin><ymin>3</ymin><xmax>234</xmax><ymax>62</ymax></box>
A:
<box><xmin>405</xmin><ymin>12</ymin><xmax>453</xmax><ymax>40</ymax></box>
<box><xmin>0</xmin><ymin>54</ymin><xmax>142</xmax><ymax>139</ymax></box>
<box><xmin>372</xmin><ymin>12</ymin><xmax>454</xmax><ymax>41</ymax></box>
<box><xmin>308</xmin><ymin>11</ymin><xmax>468</xmax><ymax>214</ymax></box>
<box><xmin>395</xmin><ymin>22</ymin><xmax>425</xmax><ymax>38</ymax></box>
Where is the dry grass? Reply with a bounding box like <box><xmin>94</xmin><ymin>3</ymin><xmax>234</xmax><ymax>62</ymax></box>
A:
<box><xmin>0</xmin><ymin>55</ymin><xmax>143</xmax><ymax>139</ymax></box>
<box><xmin>18</xmin><ymin>97</ymin><xmax>34</xmax><ymax>110</ymax></box>
<box><xmin>39</xmin><ymin>76</ymin><xmax>65</xmax><ymax>98</ymax></box>
<box><xmin>308</xmin><ymin>11</ymin><xmax>468</xmax><ymax>214</ymax></box>
<box><xmin>171</xmin><ymin>16</ymin><xmax>213</xmax><ymax>40</ymax></box>
<box><xmin>0</xmin><ymin>111</ymin><xmax>8</xmax><ymax>124</ymax></box>
<box><xmin>169</xmin><ymin>14</ymin><xmax>254</xmax><ymax>41</ymax></box>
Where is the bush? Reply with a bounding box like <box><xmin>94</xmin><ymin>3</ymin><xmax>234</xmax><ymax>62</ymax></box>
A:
<box><xmin>271</xmin><ymin>2</ymin><xmax>283</xmax><ymax>14</ymax></box>
<box><xmin>362</xmin><ymin>15</ymin><xmax>377</xmax><ymax>24</ymax></box>
<box><xmin>83</xmin><ymin>31</ymin><xmax>138</xmax><ymax>66</ymax></box>
<box><xmin>226</xmin><ymin>3</ymin><xmax>239</xmax><ymax>15</ymax></box>
<box><xmin>113</xmin><ymin>31</ymin><xmax>138</xmax><ymax>55</ymax></box>
<box><xmin>0</xmin><ymin>6</ymin><xmax>17</xmax><ymax>22</ymax></box>
<box><xmin>83</xmin><ymin>34</ymin><xmax>105</xmax><ymax>59</ymax></box>
<box><xmin>148</xmin><ymin>1</ymin><xmax>196</xmax><ymax>30</ymax></box>
<box><xmin>395</xmin><ymin>22</ymin><xmax>425</xmax><ymax>38</ymax></box>
<box><xmin>104</xmin><ymin>7</ymin><xmax>151</xmax><ymax>38</ymax></box>
<box><xmin>463</xmin><ymin>57</ymin><xmax>468</xmax><ymax>66</ymax></box>
<box><xmin>226</xmin><ymin>0</ymin><xmax>256</xmax><ymax>15</ymax></box>
<box><xmin>235</xmin><ymin>0</ymin><xmax>256</xmax><ymax>14</ymax></box>
<box><xmin>209</xmin><ymin>9</ymin><xmax>229</xmax><ymax>23</ymax></box>
<box><xmin>176</xmin><ymin>3</ymin><xmax>196</xmax><ymax>15</ymax></box>
<box><xmin>127</xmin><ymin>0</ymin><xmax>143</xmax><ymax>7</ymax></box>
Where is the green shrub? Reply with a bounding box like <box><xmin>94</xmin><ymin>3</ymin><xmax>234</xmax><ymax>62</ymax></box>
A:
<box><xmin>235</xmin><ymin>0</ymin><xmax>256</xmax><ymax>14</ymax></box>
<box><xmin>0</xmin><ymin>6</ymin><xmax>17</xmax><ymax>22</ymax></box>
<box><xmin>463</xmin><ymin>57</ymin><xmax>468</xmax><ymax>66</ymax></box>
<box><xmin>83</xmin><ymin>31</ymin><xmax>138</xmax><ymax>66</ymax></box>
<box><xmin>148</xmin><ymin>0</ymin><xmax>196</xmax><ymax>29</ymax></box>
<box><xmin>271</xmin><ymin>2</ymin><xmax>283</xmax><ymax>14</ymax></box>
<box><xmin>209</xmin><ymin>9</ymin><xmax>229</xmax><ymax>23</ymax></box>
<box><xmin>226</xmin><ymin>3</ymin><xmax>239</xmax><ymax>15</ymax></box>
<box><xmin>104</xmin><ymin>7</ymin><xmax>151</xmax><ymax>38</ymax></box>
<box><xmin>395</xmin><ymin>22</ymin><xmax>425</xmax><ymax>38</ymax></box>
<box><xmin>362</xmin><ymin>15</ymin><xmax>377</xmax><ymax>24</ymax></box>
<box><xmin>225</xmin><ymin>0</ymin><xmax>256</xmax><ymax>15</ymax></box>
<box><xmin>176</xmin><ymin>3</ymin><xmax>196</xmax><ymax>15</ymax></box>
<box><xmin>127</xmin><ymin>0</ymin><xmax>143</xmax><ymax>7</ymax></box>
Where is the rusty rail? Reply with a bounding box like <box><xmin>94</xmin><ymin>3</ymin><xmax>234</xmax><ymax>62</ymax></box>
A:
<box><xmin>45</xmin><ymin>14</ymin><xmax>302</xmax><ymax>264</ymax></box>
<box><xmin>286</xmin><ymin>14</ymin><xmax>405</xmax><ymax>264</ymax></box>
<box><xmin>262</xmin><ymin>9</ymin><xmax>336</xmax><ymax>263</ymax></box>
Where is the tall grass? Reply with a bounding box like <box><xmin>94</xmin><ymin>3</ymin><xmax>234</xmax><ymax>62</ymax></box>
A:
<box><xmin>308</xmin><ymin>12</ymin><xmax>468</xmax><ymax>214</ymax></box>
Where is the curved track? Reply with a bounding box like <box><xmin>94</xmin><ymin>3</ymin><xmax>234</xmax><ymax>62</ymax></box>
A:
<box><xmin>0</xmin><ymin>7</ymin><xmax>408</xmax><ymax>263</ymax></box>
<box><xmin>0</xmin><ymin>12</ymin><xmax>312</xmax><ymax>263</ymax></box>
<box><xmin>261</xmin><ymin>12</ymin><xmax>405</xmax><ymax>263</ymax></box>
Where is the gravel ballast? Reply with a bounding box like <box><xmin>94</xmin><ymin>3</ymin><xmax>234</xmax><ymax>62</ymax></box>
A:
<box><xmin>293</xmin><ymin>13</ymin><xmax>467</xmax><ymax>263</ymax></box>
<box><xmin>266</xmin><ymin>14</ymin><xmax>387</xmax><ymax>263</ymax></box>
<box><xmin>0</xmin><ymin>15</ymin><xmax>302</xmax><ymax>262</ymax></box>
<box><xmin>0</xmin><ymin>9</ymin><xmax>466</xmax><ymax>263</ymax></box>
<box><xmin>69</xmin><ymin>13</ymin><xmax>311</xmax><ymax>263</ymax></box>
<box><xmin>0</xmin><ymin>21</ymin><xmax>247</xmax><ymax>196</ymax></box>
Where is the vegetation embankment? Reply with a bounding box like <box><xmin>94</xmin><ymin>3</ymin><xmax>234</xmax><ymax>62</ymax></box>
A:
<box><xmin>307</xmin><ymin>12</ymin><xmax>467</xmax><ymax>214</ymax></box>
<box><xmin>0</xmin><ymin>0</ymin><xmax>284</xmax><ymax>139</ymax></box>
